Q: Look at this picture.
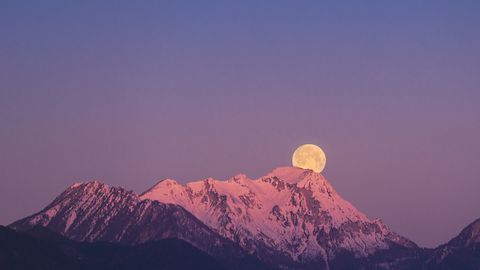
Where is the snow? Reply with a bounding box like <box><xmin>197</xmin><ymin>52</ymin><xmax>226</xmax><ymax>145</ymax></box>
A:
<box><xmin>266</xmin><ymin>166</ymin><xmax>310</xmax><ymax>184</ymax></box>
<box><xmin>64</xmin><ymin>211</ymin><xmax>77</xmax><ymax>233</ymax></box>
<box><xmin>70</xmin><ymin>182</ymin><xmax>83</xmax><ymax>188</ymax></box>
<box><xmin>16</xmin><ymin>167</ymin><xmax>415</xmax><ymax>265</ymax></box>
<box><xmin>140</xmin><ymin>166</ymin><xmax>397</xmax><ymax>261</ymax></box>
<box><xmin>30</xmin><ymin>205</ymin><xmax>60</xmax><ymax>226</ymax></box>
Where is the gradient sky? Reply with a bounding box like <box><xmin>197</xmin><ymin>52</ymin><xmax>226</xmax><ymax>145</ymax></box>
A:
<box><xmin>1</xmin><ymin>1</ymin><xmax>479</xmax><ymax>247</ymax></box>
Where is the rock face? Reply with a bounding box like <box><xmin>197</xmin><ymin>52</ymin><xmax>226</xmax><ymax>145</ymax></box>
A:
<box><xmin>9</xmin><ymin>181</ymin><xmax>266</xmax><ymax>270</ymax></box>
<box><xmin>10</xmin><ymin>167</ymin><xmax>420</xmax><ymax>269</ymax></box>
<box><xmin>8</xmin><ymin>167</ymin><xmax>480</xmax><ymax>269</ymax></box>
<box><xmin>11</xmin><ymin>181</ymin><xmax>219</xmax><ymax>245</ymax></box>
<box><xmin>139</xmin><ymin>167</ymin><xmax>416</xmax><ymax>267</ymax></box>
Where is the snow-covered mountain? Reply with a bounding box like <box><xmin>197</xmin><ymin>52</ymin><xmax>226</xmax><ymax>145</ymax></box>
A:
<box><xmin>10</xmin><ymin>166</ymin><xmax>420</xmax><ymax>269</ymax></box>
<box><xmin>9</xmin><ymin>181</ymin><xmax>267</xmax><ymax>270</ymax></box>
<box><xmin>140</xmin><ymin>167</ymin><xmax>416</xmax><ymax>266</ymax></box>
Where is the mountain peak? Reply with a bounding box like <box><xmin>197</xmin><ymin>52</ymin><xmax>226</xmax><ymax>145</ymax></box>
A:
<box><xmin>10</xmin><ymin>168</ymin><xmax>479</xmax><ymax>269</ymax></box>
<box><xmin>448</xmin><ymin>218</ymin><xmax>480</xmax><ymax>247</ymax></box>
<box><xmin>139</xmin><ymin>167</ymin><xmax>412</xmax><ymax>262</ymax></box>
<box><xmin>69</xmin><ymin>180</ymin><xmax>104</xmax><ymax>188</ymax></box>
<box><xmin>10</xmin><ymin>167</ymin><xmax>422</xmax><ymax>269</ymax></box>
<box><xmin>231</xmin><ymin>173</ymin><xmax>249</xmax><ymax>180</ymax></box>
<box><xmin>267</xmin><ymin>166</ymin><xmax>318</xmax><ymax>184</ymax></box>
<box><xmin>152</xmin><ymin>178</ymin><xmax>180</xmax><ymax>187</ymax></box>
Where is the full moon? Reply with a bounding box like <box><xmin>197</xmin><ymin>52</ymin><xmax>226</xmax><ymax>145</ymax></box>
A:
<box><xmin>292</xmin><ymin>144</ymin><xmax>326</xmax><ymax>173</ymax></box>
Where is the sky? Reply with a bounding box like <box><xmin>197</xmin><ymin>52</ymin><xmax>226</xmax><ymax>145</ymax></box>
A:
<box><xmin>0</xmin><ymin>1</ymin><xmax>479</xmax><ymax>247</ymax></box>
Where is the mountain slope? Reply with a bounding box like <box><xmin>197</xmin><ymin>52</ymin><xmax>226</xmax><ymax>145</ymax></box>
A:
<box><xmin>7</xmin><ymin>167</ymin><xmax>480</xmax><ymax>269</ymax></box>
<box><xmin>0</xmin><ymin>225</ymin><xmax>226</xmax><ymax>270</ymax></box>
<box><xmin>9</xmin><ymin>181</ymin><xmax>266</xmax><ymax>270</ymax></box>
<box><xmin>9</xmin><ymin>167</ymin><xmax>421</xmax><ymax>269</ymax></box>
<box><xmin>0</xmin><ymin>226</ymin><xmax>78</xmax><ymax>270</ymax></box>
<box><xmin>426</xmin><ymin>218</ymin><xmax>480</xmax><ymax>270</ymax></box>
<box><xmin>140</xmin><ymin>166</ymin><xmax>417</xmax><ymax>267</ymax></box>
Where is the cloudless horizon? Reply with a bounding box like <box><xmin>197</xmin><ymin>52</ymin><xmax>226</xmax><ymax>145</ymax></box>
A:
<box><xmin>1</xmin><ymin>1</ymin><xmax>479</xmax><ymax>248</ymax></box>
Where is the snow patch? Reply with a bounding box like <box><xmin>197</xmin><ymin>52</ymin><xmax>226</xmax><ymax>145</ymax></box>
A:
<box><xmin>140</xmin><ymin>166</ymin><xmax>403</xmax><ymax>262</ymax></box>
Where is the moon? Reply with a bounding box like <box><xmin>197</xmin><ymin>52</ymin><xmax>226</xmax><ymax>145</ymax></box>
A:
<box><xmin>292</xmin><ymin>144</ymin><xmax>326</xmax><ymax>173</ymax></box>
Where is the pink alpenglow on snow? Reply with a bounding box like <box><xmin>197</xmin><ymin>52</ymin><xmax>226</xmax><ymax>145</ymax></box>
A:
<box><xmin>140</xmin><ymin>166</ymin><xmax>416</xmax><ymax>261</ymax></box>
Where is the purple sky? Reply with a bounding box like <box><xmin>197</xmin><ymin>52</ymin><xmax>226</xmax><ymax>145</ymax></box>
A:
<box><xmin>1</xmin><ymin>1</ymin><xmax>479</xmax><ymax>247</ymax></box>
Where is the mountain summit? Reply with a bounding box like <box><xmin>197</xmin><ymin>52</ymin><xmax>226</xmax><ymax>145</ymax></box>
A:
<box><xmin>141</xmin><ymin>166</ymin><xmax>416</xmax><ymax>266</ymax></box>
<box><xmin>11</xmin><ymin>166</ymin><xmax>419</xmax><ymax>269</ymax></box>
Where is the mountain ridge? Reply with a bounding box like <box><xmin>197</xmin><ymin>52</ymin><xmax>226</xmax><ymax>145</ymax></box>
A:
<box><xmin>9</xmin><ymin>166</ymin><xmax>479</xmax><ymax>269</ymax></box>
<box><xmin>10</xmin><ymin>166</ymin><xmax>419</xmax><ymax>269</ymax></box>
<box><xmin>10</xmin><ymin>181</ymin><xmax>268</xmax><ymax>270</ymax></box>
<box><xmin>141</xmin><ymin>166</ymin><xmax>417</xmax><ymax>265</ymax></box>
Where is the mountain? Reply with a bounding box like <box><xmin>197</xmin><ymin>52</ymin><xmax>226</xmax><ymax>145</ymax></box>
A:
<box><xmin>426</xmin><ymin>218</ymin><xmax>480</xmax><ymax>270</ymax></box>
<box><xmin>0</xmin><ymin>225</ymin><xmax>226</xmax><ymax>270</ymax></box>
<box><xmin>9</xmin><ymin>167</ymin><xmax>420</xmax><ymax>269</ymax></box>
<box><xmin>141</xmin><ymin>167</ymin><xmax>418</xmax><ymax>268</ymax></box>
<box><xmin>8</xmin><ymin>166</ymin><xmax>480</xmax><ymax>269</ymax></box>
<box><xmin>9</xmin><ymin>181</ymin><xmax>267</xmax><ymax>270</ymax></box>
